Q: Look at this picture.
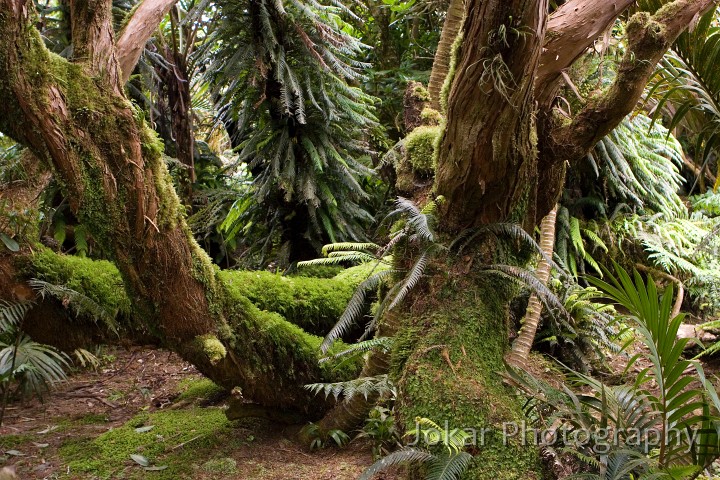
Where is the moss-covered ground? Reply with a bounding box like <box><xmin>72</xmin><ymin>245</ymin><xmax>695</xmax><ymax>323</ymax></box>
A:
<box><xmin>0</xmin><ymin>347</ymin><xmax>383</xmax><ymax>480</ymax></box>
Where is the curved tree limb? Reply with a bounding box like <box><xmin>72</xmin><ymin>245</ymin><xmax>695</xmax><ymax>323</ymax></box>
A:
<box><xmin>536</xmin><ymin>0</ymin><xmax>635</xmax><ymax>106</ymax></box>
<box><xmin>116</xmin><ymin>0</ymin><xmax>179</xmax><ymax>83</ymax></box>
<box><xmin>551</xmin><ymin>0</ymin><xmax>719</xmax><ymax>167</ymax></box>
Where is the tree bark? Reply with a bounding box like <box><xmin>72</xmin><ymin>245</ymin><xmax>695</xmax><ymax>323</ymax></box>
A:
<box><xmin>434</xmin><ymin>0</ymin><xmax>548</xmax><ymax>231</ymax></box>
<box><xmin>0</xmin><ymin>0</ymin><xmax>346</xmax><ymax>416</ymax></box>
<box><xmin>116</xmin><ymin>0</ymin><xmax>179</xmax><ymax>83</ymax></box>
<box><xmin>535</xmin><ymin>0</ymin><xmax>635</xmax><ymax>107</ymax></box>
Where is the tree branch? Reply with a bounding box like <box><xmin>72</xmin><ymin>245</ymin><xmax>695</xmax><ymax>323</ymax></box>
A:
<box><xmin>536</xmin><ymin>0</ymin><xmax>635</xmax><ymax>106</ymax></box>
<box><xmin>551</xmin><ymin>0</ymin><xmax>719</xmax><ymax>167</ymax></box>
<box><xmin>116</xmin><ymin>0</ymin><xmax>179</xmax><ymax>84</ymax></box>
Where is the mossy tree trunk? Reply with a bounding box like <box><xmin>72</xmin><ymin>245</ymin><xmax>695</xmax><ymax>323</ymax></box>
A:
<box><xmin>0</xmin><ymin>0</ymin><xmax>345</xmax><ymax>416</ymax></box>
<box><xmin>1</xmin><ymin>0</ymin><xmax>718</xmax><ymax>469</ymax></box>
<box><xmin>392</xmin><ymin>0</ymin><xmax>718</xmax><ymax>478</ymax></box>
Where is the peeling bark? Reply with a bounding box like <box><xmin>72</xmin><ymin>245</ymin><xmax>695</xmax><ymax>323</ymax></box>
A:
<box><xmin>535</xmin><ymin>0</ymin><xmax>635</xmax><ymax>107</ymax></box>
<box><xmin>116</xmin><ymin>0</ymin><xmax>179</xmax><ymax>83</ymax></box>
<box><xmin>427</xmin><ymin>0</ymin><xmax>465</xmax><ymax>112</ymax></box>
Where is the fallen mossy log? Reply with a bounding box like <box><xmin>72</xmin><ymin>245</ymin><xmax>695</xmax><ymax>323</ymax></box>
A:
<box><xmin>2</xmin><ymin>248</ymin><xmax>373</xmax><ymax>417</ymax></box>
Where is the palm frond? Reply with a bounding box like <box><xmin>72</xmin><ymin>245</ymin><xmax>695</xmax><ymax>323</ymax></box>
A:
<box><xmin>0</xmin><ymin>300</ymin><xmax>32</xmax><ymax>331</ymax></box>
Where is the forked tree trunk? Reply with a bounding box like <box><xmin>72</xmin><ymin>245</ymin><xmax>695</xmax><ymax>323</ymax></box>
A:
<box><xmin>506</xmin><ymin>205</ymin><xmax>558</xmax><ymax>368</ymax></box>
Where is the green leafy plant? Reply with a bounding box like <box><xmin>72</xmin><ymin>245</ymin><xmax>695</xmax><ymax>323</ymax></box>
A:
<box><xmin>0</xmin><ymin>199</ymin><xmax>37</xmax><ymax>253</ymax></box>
<box><xmin>0</xmin><ymin>300</ymin><xmax>70</xmax><ymax>426</ymax></box>
<box><xmin>203</xmin><ymin>0</ymin><xmax>380</xmax><ymax>266</ymax></box>
<box><xmin>359</xmin><ymin>417</ymin><xmax>474</xmax><ymax>480</ymax></box>
<box><xmin>302</xmin><ymin>423</ymin><xmax>351</xmax><ymax>450</ymax></box>
<box><xmin>356</xmin><ymin>406</ymin><xmax>402</xmax><ymax>459</ymax></box>
<box><xmin>507</xmin><ymin>264</ymin><xmax>720</xmax><ymax>478</ymax></box>
<box><xmin>644</xmin><ymin>6</ymin><xmax>720</xmax><ymax>191</ymax></box>
<box><xmin>305</xmin><ymin>374</ymin><xmax>396</xmax><ymax>404</ymax></box>
<box><xmin>537</xmin><ymin>278</ymin><xmax>622</xmax><ymax>372</ymax></box>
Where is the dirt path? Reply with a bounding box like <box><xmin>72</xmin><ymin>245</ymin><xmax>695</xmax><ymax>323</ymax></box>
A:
<box><xmin>0</xmin><ymin>347</ymin><xmax>384</xmax><ymax>479</ymax></box>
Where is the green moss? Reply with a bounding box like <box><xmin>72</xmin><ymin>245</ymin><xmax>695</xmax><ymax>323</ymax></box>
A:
<box><xmin>201</xmin><ymin>457</ymin><xmax>238</xmax><ymax>474</ymax></box>
<box><xmin>0</xmin><ymin>434</ymin><xmax>33</xmax><ymax>450</ymax></box>
<box><xmin>148</xmin><ymin>148</ymin><xmax>186</xmax><ymax>230</ymax></box>
<box><xmin>440</xmin><ymin>30</ymin><xmax>464</xmax><ymax>114</ymax></box>
<box><xmin>73</xmin><ymin>413</ymin><xmax>110</xmax><ymax>425</ymax></box>
<box><xmin>196</xmin><ymin>334</ymin><xmax>227</xmax><ymax>364</ymax></box>
<box><xmin>292</xmin><ymin>264</ymin><xmax>344</xmax><ymax>278</ymax></box>
<box><xmin>59</xmin><ymin>408</ymin><xmax>237</xmax><ymax>480</ymax></box>
<box><xmin>177</xmin><ymin>378</ymin><xmax>226</xmax><ymax>401</ymax></box>
<box><xmin>218</xmin><ymin>270</ymin><xmax>355</xmax><ymax>334</ymax></box>
<box><xmin>28</xmin><ymin>248</ymin><xmax>131</xmax><ymax>318</ymax></box>
<box><xmin>394</xmin><ymin>274</ymin><xmax>542</xmax><ymax>479</ymax></box>
<box><xmin>420</xmin><ymin>107</ymin><xmax>443</xmax><ymax>126</ymax></box>
<box><xmin>220</xmin><ymin>282</ymin><xmax>360</xmax><ymax>383</ymax></box>
<box><xmin>404</xmin><ymin>126</ymin><xmax>441</xmax><ymax>174</ymax></box>
<box><xmin>411</xmin><ymin>84</ymin><xmax>431</xmax><ymax>102</ymax></box>
<box><xmin>333</xmin><ymin>260</ymin><xmax>390</xmax><ymax>284</ymax></box>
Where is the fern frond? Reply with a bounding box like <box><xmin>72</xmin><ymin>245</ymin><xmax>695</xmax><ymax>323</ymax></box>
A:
<box><xmin>483</xmin><ymin>265</ymin><xmax>569</xmax><ymax>320</ymax></box>
<box><xmin>320</xmin><ymin>269</ymin><xmax>392</xmax><ymax>353</ymax></box>
<box><xmin>304</xmin><ymin>374</ymin><xmax>395</xmax><ymax>403</ymax></box>
<box><xmin>426</xmin><ymin>452</ymin><xmax>474</xmax><ymax>480</ymax></box>
<box><xmin>319</xmin><ymin>337</ymin><xmax>393</xmax><ymax>363</ymax></box>
<box><xmin>358</xmin><ymin>448</ymin><xmax>433</xmax><ymax>480</ymax></box>
<box><xmin>28</xmin><ymin>279</ymin><xmax>119</xmax><ymax>333</ymax></box>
